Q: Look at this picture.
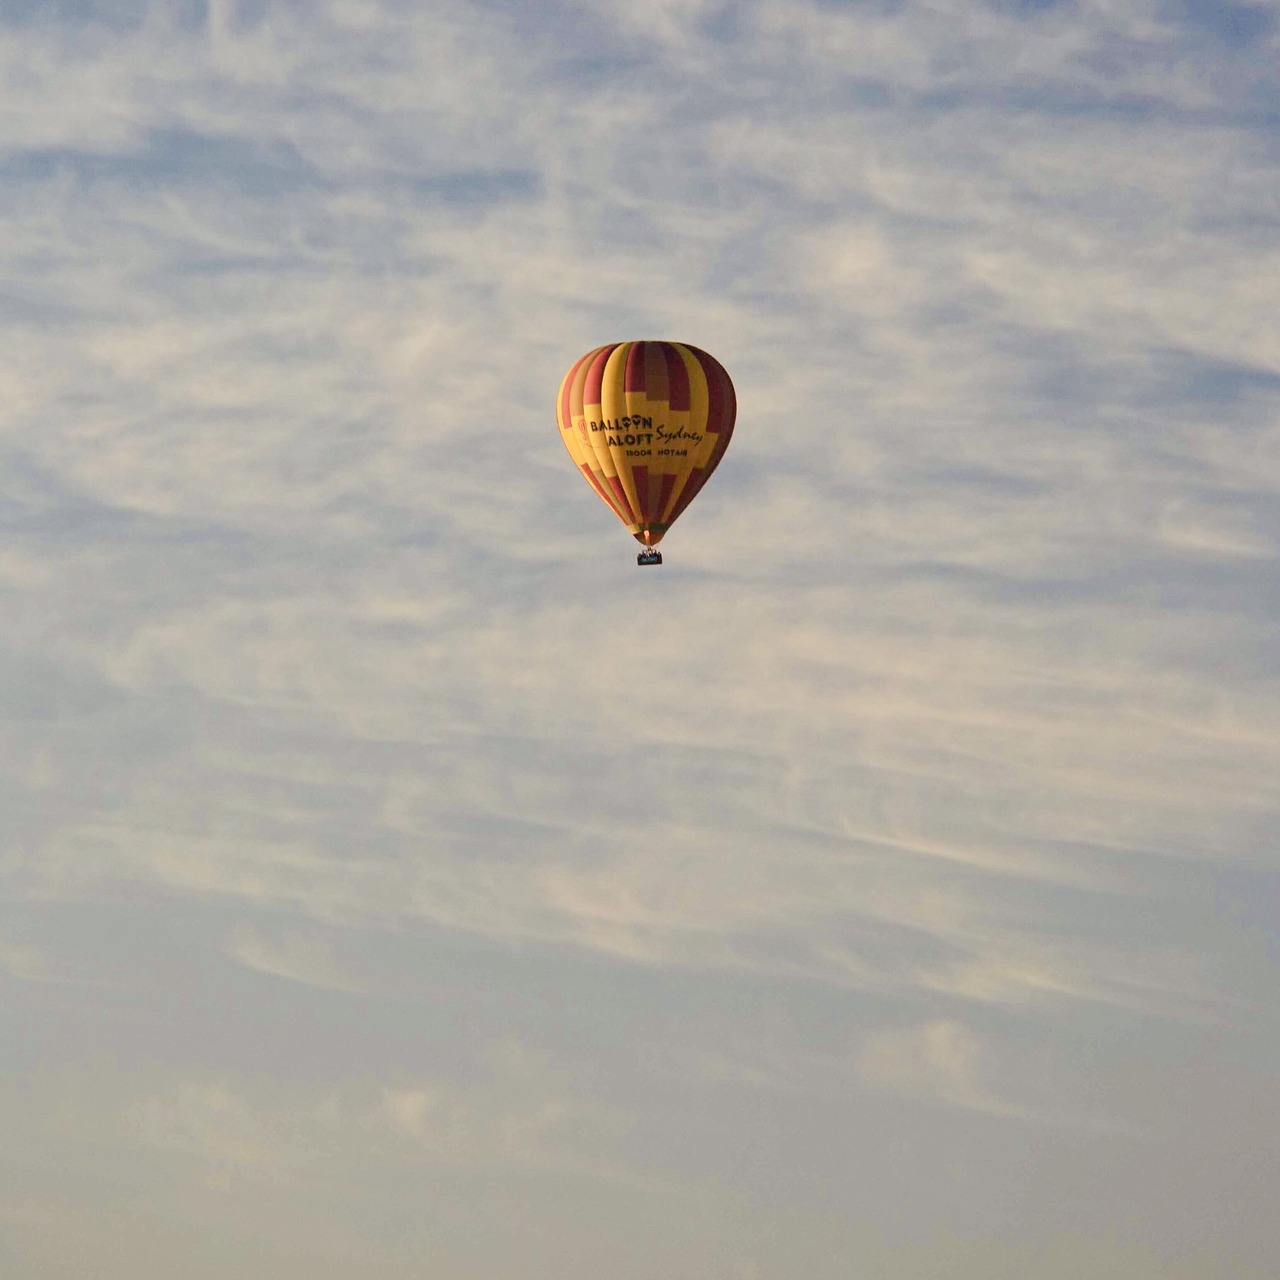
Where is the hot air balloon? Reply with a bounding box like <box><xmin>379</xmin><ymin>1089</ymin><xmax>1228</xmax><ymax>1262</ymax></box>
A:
<box><xmin>556</xmin><ymin>341</ymin><xmax>736</xmax><ymax>565</ymax></box>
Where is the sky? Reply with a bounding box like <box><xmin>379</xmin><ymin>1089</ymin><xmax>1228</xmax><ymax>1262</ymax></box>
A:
<box><xmin>2</xmin><ymin>0</ymin><xmax>1279</xmax><ymax>1275</ymax></box>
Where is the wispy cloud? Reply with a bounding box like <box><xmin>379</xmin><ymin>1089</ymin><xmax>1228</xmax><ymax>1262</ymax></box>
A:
<box><xmin>121</xmin><ymin>1037</ymin><xmax>637</xmax><ymax>1195</ymax></box>
<box><xmin>131</xmin><ymin>1081</ymin><xmax>294</xmax><ymax>1185</ymax></box>
<box><xmin>0</xmin><ymin>933</ymin><xmax>51</xmax><ymax>981</ymax></box>
<box><xmin>858</xmin><ymin>1018</ymin><xmax>1005</xmax><ymax>1112</ymax></box>
<box><xmin>854</xmin><ymin>1015</ymin><xmax>1142</xmax><ymax>1136</ymax></box>
<box><xmin>227</xmin><ymin>922</ymin><xmax>366</xmax><ymax>992</ymax></box>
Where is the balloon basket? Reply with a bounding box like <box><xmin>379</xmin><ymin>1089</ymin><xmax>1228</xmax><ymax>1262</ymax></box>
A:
<box><xmin>636</xmin><ymin>549</ymin><xmax>663</xmax><ymax>566</ymax></box>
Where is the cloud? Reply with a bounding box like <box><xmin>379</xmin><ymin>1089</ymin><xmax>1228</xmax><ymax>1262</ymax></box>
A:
<box><xmin>122</xmin><ymin>1040</ymin><xmax>636</xmax><ymax>1196</ymax></box>
<box><xmin>859</xmin><ymin>1019</ymin><xmax>994</xmax><ymax>1110</ymax></box>
<box><xmin>130</xmin><ymin>1081</ymin><xmax>296</xmax><ymax>1184</ymax></box>
<box><xmin>0</xmin><ymin>934</ymin><xmax>52</xmax><ymax>981</ymax></box>
<box><xmin>227</xmin><ymin>922</ymin><xmax>365</xmax><ymax>992</ymax></box>
<box><xmin>378</xmin><ymin>1038</ymin><xmax>640</xmax><ymax>1184</ymax></box>
<box><xmin>853</xmin><ymin>1016</ymin><xmax>1122</xmax><ymax>1130</ymax></box>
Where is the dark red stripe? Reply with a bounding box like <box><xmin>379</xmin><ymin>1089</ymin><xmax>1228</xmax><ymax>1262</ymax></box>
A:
<box><xmin>687</xmin><ymin>345</ymin><xmax>732</xmax><ymax>433</ymax></box>
<box><xmin>703</xmin><ymin>353</ymin><xmax>725</xmax><ymax>434</ymax></box>
<box><xmin>671</xmin><ymin>427</ymin><xmax>730</xmax><ymax>521</ymax></box>
<box><xmin>632</xmin><ymin>465</ymin><xmax>651</xmax><ymax>522</ymax></box>
<box><xmin>606</xmin><ymin>473</ymin><xmax>633</xmax><ymax>519</ymax></box>
<box><xmin>624</xmin><ymin>342</ymin><xmax>647</xmax><ymax>394</ymax></box>
<box><xmin>663</xmin><ymin>348</ymin><xmax>736</xmax><ymax>528</ymax></box>
<box><xmin>667</xmin><ymin>467</ymin><xmax>706</xmax><ymax>524</ymax></box>
<box><xmin>558</xmin><ymin>355</ymin><xmax>576</xmax><ymax>431</ymax></box>
<box><xmin>656</xmin><ymin>472</ymin><xmax>676</xmax><ymax>519</ymax></box>
<box><xmin>643</xmin><ymin>342</ymin><xmax>668</xmax><ymax>405</ymax></box>
<box><xmin>560</xmin><ymin>350</ymin><xmax>594</xmax><ymax>432</ymax></box>
<box><xmin>664</xmin><ymin>343</ymin><xmax>690</xmax><ymax>411</ymax></box>
<box><xmin>583</xmin><ymin>344</ymin><xmax>617</xmax><ymax>407</ymax></box>
<box><xmin>580</xmin><ymin>464</ymin><xmax>626</xmax><ymax>520</ymax></box>
<box><xmin>717</xmin><ymin>353</ymin><xmax>737</xmax><ymax>442</ymax></box>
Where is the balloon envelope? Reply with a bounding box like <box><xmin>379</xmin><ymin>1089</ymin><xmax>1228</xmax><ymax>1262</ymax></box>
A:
<box><xmin>556</xmin><ymin>341</ymin><xmax>736</xmax><ymax>546</ymax></box>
